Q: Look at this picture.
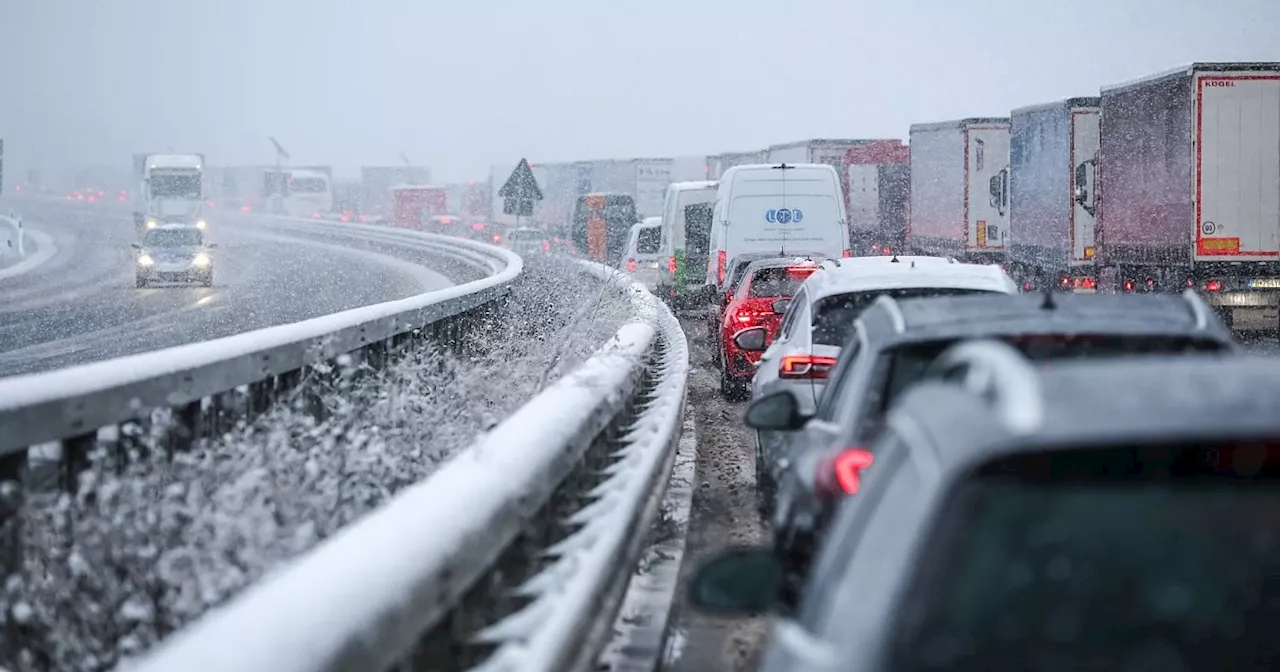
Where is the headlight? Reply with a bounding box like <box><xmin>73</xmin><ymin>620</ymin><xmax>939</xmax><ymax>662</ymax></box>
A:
<box><xmin>146</xmin><ymin>220</ymin><xmax>157</xmax><ymax>229</ymax></box>
<box><xmin>195</xmin><ymin>219</ymin><xmax>207</xmax><ymax>229</ymax></box>
<box><xmin>192</xmin><ymin>253</ymin><xmax>211</xmax><ymax>267</ymax></box>
<box><xmin>137</xmin><ymin>254</ymin><xmax>155</xmax><ymax>266</ymax></box>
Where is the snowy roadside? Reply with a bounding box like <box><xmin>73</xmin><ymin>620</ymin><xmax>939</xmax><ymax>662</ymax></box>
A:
<box><xmin>0</xmin><ymin>254</ymin><xmax>633</xmax><ymax>671</ymax></box>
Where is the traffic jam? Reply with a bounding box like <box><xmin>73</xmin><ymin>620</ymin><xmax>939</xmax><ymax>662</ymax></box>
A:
<box><xmin>654</xmin><ymin>62</ymin><xmax>1279</xmax><ymax>670</ymax></box>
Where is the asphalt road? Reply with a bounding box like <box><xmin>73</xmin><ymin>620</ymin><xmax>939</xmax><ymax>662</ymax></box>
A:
<box><xmin>0</xmin><ymin>200</ymin><xmax>456</xmax><ymax>377</ymax></box>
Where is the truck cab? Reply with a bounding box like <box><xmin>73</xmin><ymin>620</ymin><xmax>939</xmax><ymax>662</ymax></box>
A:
<box><xmin>134</xmin><ymin>154</ymin><xmax>207</xmax><ymax>235</ymax></box>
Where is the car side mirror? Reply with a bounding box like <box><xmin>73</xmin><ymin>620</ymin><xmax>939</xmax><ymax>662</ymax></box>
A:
<box><xmin>744</xmin><ymin>390</ymin><xmax>810</xmax><ymax>431</ymax></box>
<box><xmin>772</xmin><ymin>298</ymin><xmax>792</xmax><ymax>314</ymax></box>
<box><xmin>130</xmin><ymin>243</ymin><xmax>141</xmax><ymax>249</ymax></box>
<box><xmin>733</xmin><ymin>326</ymin><xmax>767</xmax><ymax>351</ymax></box>
<box><xmin>688</xmin><ymin>547</ymin><xmax>783</xmax><ymax>616</ymax></box>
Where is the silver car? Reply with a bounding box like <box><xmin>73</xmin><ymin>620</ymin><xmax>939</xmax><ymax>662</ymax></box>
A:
<box><xmin>506</xmin><ymin>226</ymin><xmax>552</xmax><ymax>256</ymax></box>
<box><xmin>132</xmin><ymin>224</ymin><xmax>217</xmax><ymax>288</ymax></box>
<box><xmin>744</xmin><ymin>255</ymin><xmax>1017</xmax><ymax>499</ymax></box>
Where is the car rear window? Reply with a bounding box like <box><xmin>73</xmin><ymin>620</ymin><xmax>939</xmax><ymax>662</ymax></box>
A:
<box><xmin>811</xmin><ymin>288</ymin><xmax>997</xmax><ymax>346</ymax></box>
<box><xmin>747</xmin><ymin>267</ymin><xmax>816</xmax><ymax>298</ymax></box>
<box><xmin>889</xmin><ymin>442</ymin><xmax>1280</xmax><ymax>672</ymax></box>
<box><xmin>636</xmin><ymin>227</ymin><xmax>661</xmax><ymax>254</ymax></box>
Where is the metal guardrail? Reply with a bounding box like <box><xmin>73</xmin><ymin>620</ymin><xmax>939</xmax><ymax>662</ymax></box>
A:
<box><xmin>0</xmin><ymin>229</ymin><xmax>522</xmax><ymax>576</ymax></box>
<box><xmin>127</xmin><ymin>263</ymin><xmax>690</xmax><ymax>672</ymax></box>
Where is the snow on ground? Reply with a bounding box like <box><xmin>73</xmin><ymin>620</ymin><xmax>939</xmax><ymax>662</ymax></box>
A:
<box><xmin>0</xmin><ymin>254</ymin><xmax>632</xmax><ymax>672</ymax></box>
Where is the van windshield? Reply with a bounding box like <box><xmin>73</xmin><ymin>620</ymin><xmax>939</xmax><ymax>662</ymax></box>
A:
<box><xmin>682</xmin><ymin>201</ymin><xmax>713</xmax><ymax>282</ymax></box>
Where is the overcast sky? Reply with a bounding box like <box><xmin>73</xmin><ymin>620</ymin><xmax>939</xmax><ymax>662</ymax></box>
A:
<box><xmin>1</xmin><ymin>0</ymin><xmax>1277</xmax><ymax>183</ymax></box>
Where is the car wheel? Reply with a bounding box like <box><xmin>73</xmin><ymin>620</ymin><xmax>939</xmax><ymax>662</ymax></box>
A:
<box><xmin>135</xmin><ymin>274</ymin><xmax>147</xmax><ymax>288</ymax></box>
<box><xmin>719</xmin><ymin>367</ymin><xmax>748</xmax><ymax>401</ymax></box>
<box><xmin>201</xmin><ymin>271</ymin><xmax>213</xmax><ymax>288</ymax></box>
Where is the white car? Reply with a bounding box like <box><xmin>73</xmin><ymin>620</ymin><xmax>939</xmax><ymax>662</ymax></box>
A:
<box><xmin>507</xmin><ymin>226</ymin><xmax>552</xmax><ymax>255</ymax></box>
<box><xmin>743</xmin><ymin>255</ymin><xmax>1018</xmax><ymax>461</ymax></box>
<box><xmin>621</xmin><ymin>218</ymin><xmax>663</xmax><ymax>291</ymax></box>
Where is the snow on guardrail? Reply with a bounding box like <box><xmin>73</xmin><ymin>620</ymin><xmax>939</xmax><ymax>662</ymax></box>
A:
<box><xmin>127</xmin><ymin>263</ymin><xmax>691</xmax><ymax>672</ymax></box>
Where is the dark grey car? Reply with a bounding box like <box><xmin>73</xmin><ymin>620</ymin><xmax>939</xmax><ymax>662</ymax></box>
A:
<box><xmin>132</xmin><ymin>225</ymin><xmax>216</xmax><ymax>287</ymax></box>
<box><xmin>746</xmin><ymin>290</ymin><xmax>1239</xmax><ymax>589</ymax></box>
<box><xmin>693</xmin><ymin>344</ymin><xmax>1280</xmax><ymax>671</ymax></box>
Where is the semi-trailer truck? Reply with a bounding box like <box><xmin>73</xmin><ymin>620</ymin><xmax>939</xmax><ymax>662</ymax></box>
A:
<box><xmin>132</xmin><ymin>153</ymin><xmax>207</xmax><ymax>235</ymax></box>
<box><xmin>1096</xmin><ymin>62</ymin><xmax>1280</xmax><ymax>335</ymax></box>
<box><xmin>842</xmin><ymin>140</ymin><xmax>910</xmax><ymax>256</ymax></box>
<box><xmin>1008</xmin><ymin>97</ymin><xmax>1101</xmax><ymax>292</ymax></box>
<box><xmin>907</xmin><ymin>118</ymin><xmax>1011</xmax><ymax>262</ymax></box>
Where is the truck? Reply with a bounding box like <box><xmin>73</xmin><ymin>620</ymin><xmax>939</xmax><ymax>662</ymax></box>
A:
<box><xmin>706</xmin><ymin>151</ymin><xmax>766</xmax><ymax>180</ymax></box>
<box><xmin>132</xmin><ymin>153</ymin><xmax>207</xmax><ymax>235</ymax></box>
<box><xmin>391</xmin><ymin>184</ymin><xmax>448</xmax><ymax>229</ymax></box>
<box><xmin>841</xmin><ymin>140</ymin><xmax>911</xmax><ymax>256</ymax></box>
<box><xmin>907</xmin><ymin>118</ymin><xmax>1011</xmax><ymax>262</ymax></box>
<box><xmin>1096</xmin><ymin>62</ymin><xmax>1280</xmax><ymax>336</ymax></box>
<box><xmin>1007</xmin><ymin>97</ymin><xmax>1101</xmax><ymax>292</ymax></box>
<box><xmin>766</xmin><ymin>139</ymin><xmax>872</xmax><ymax>171</ymax></box>
<box><xmin>361</xmin><ymin>166</ymin><xmax>432</xmax><ymax>217</ymax></box>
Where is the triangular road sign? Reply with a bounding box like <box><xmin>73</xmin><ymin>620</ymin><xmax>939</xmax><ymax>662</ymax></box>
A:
<box><xmin>498</xmin><ymin>158</ymin><xmax>543</xmax><ymax>201</ymax></box>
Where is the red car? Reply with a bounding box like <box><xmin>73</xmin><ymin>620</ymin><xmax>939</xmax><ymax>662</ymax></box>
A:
<box><xmin>718</xmin><ymin>259</ymin><xmax>819</xmax><ymax>399</ymax></box>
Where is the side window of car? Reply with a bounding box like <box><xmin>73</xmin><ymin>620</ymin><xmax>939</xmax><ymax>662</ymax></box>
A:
<box><xmin>798</xmin><ymin>434</ymin><xmax>909</xmax><ymax>629</ymax></box>
<box><xmin>850</xmin><ymin>353</ymin><xmax>895</xmax><ymax>441</ymax></box>
<box><xmin>778</xmin><ymin>288</ymin><xmax>808</xmax><ymax>341</ymax></box>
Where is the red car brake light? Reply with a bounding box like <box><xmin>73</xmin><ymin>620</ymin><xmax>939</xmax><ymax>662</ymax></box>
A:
<box><xmin>541</xmin><ymin>240</ymin><xmax>552</xmax><ymax>251</ymax></box>
<box><xmin>717</xmin><ymin>250</ymin><xmax>727</xmax><ymax>284</ymax></box>
<box><xmin>779</xmin><ymin>354</ymin><xmax>837</xmax><ymax>379</ymax></box>
<box><xmin>627</xmin><ymin>258</ymin><xmax>637</xmax><ymax>272</ymax></box>
<box><xmin>668</xmin><ymin>256</ymin><xmax>677</xmax><ymax>273</ymax></box>
<box><xmin>814</xmin><ymin>448</ymin><xmax>875</xmax><ymax>499</ymax></box>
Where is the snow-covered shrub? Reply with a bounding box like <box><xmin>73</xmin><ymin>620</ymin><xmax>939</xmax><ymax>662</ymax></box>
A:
<box><xmin>0</xmin><ymin>256</ymin><xmax>634</xmax><ymax>671</ymax></box>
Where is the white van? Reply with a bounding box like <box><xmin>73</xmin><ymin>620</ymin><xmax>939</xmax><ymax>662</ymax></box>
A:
<box><xmin>656</xmin><ymin>181</ymin><xmax>718</xmax><ymax>300</ymax></box>
<box><xmin>621</xmin><ymin>217</ymin><xmax>664</xmax><ymax>291</ymax></box>
<box><xmin>705</xmin><ymin>163</ymin><xmax>850</xmax><ymax>292</ymax></box>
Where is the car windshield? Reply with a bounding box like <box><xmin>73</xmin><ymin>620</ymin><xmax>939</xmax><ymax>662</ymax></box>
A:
<box><xmin>812</xmin><ymin>288</ymin><xmax>999</xmax><ymax>346</ymax></box>
<box><xmin>636</xmin><ymin>227</ymin><xmax>661</xmax><ymax>254</ymax></box>
<box><xmin>144</xmin><ymin>229</ymin><xmax>203</xmax><ymax>247</ymax></box>
<box><xmin>889</xmin><ymin>442</ymin><xmax>1280</xmax><ymax>672</ymax></box>
<box><xmin>747</xmin><ymin>266</ymin><xmax>817</xmax><ymax>298</ymax></box>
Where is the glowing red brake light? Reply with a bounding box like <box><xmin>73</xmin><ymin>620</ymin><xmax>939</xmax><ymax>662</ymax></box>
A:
<box><xmin>492</xmin><ymin>233</ymin><xmax>502</xmax><ymax>243</ymax></box>
<box><xmin>312</xmin><ymin>211</ymin><xmax>321</xmax><ymax>218</ymax></box>
<box><xmin>842</xmin><ymin>249</ymin><xmax>852</xmax><ymax>258</ymax></box>
<box><xmin>786</xmin><ymin>266</ymin><xmax>817</xmax><ymax>279</ymax></box>
<box><xmin>627</xmin><ymin>258</ymin><xmax>637</xmax><ymax>272</ymax></box>
<box><xmin>471</xmin><ymin>222</ymin><xmax>485</xmax><ymax>231</ymax></box>
<box><xmin>668</xmin><ymin>256</ymin><xmax>677</xmax><ymax>273</ymax></box>
<box><xmin>717</xmin><ymin>250</ymin><xmax>727</xmax><ymax>284</ymax></box>
<box><xmin>779</xmin><ymin>354</ymin><xmax>838</xmax><ymax>380</ymax></box>
<box><xmin>1205</xmin><ymin>279</ymin><xmax>1223</xmax><ymax>292</ymax></box>
<box><xmin>541</xmin><ymin>240</ymin><xmax>552</xmax><ymax>251</ymax></box>
<box><xmin>815</xmin><ymin>448</ymin><xmax>875</xmax><ymax>498</ymax></box>
<box><xmin>1123</xmin><ymin>279</ymin><xmax>1135</xmax><ymax>292</ymax></box>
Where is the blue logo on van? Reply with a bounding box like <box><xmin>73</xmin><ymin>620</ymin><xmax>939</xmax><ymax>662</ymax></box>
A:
<box><xmin>765</xmin><ymin>208</ymin><xmax>802</xmax><ymax>224</ymax></box>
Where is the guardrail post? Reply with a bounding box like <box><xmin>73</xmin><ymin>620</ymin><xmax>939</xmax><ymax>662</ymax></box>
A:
<box><xmin>0</xmin><ymin>450</ymin><xmax>26</xmax><ymax>578</ymax></box>
<box><xmin>60</xmin><ymin>433</ymin><xmax>95</xmax><ymax>493</ymax></box>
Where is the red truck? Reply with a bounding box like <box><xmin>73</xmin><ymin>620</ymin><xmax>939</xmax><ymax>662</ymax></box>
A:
<box><xmin>841</xmin><ymin>140</ymin><xmax>910</xmax><ymax>256</ymax></box>
<box><xmin>392</xmin><ymin>185</ymin><xmax>448</xmax><ymax>230</ymax></box>
<box><xmin>1007</xmin><ymin>97</ymin><xmax>1101</xmax><ymax>292</ymax></box>
<box><xmin>1096</xmin><ymin>62</ymin><xmax>1280</xmax><ymax>335</ymax></box>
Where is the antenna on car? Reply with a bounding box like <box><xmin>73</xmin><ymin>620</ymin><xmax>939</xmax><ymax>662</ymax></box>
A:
<box><xmin>910</xmin><ymin>260</ymin><xmax>916</xmax><ymax>268</ymax></box>
<box><xmin>1040</xmin><ymin>290</ymin><xmax>1057</xmax><ymax>311</ymax></box>
<box><xmin>890</xmin><ymin>255</ymin><xmax>900</xmax><ymax>263</ymax></box>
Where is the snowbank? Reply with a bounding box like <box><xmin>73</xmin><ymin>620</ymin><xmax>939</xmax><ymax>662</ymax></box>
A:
<box><xmin>0</xmin><ymin>255</ymin><xmax>631</xmax><ymax>671</ymax></box>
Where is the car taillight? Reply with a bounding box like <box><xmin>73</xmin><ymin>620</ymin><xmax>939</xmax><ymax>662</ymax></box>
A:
<box><xmin>312</xmin><ymin>212</ymin><xmax>321</xmax><ymax>218</ymax></box>
<box><xmin>779</xmin><ymin>354</ymin><xmax>837</xmax><ymax>379</ymax></box>
<box><xmin>471</xmin><ymin>222</ymin><xmax>485</xmax><ymax>231</ymax></box>
<box><xmin>717</xmin><ymin>250</ymin><xmax>727</xmax><ymax>284</ymax></box>
<box><xmin>492</xmin><ymin>233</ymin><xmax>502</xmax><ymax>243</ymax></box>
<box><xmin>627</xmin><ymin>258</ymin><xmax>637</xmax><ymax>272</ymax></box>
<box><xmin>814</xmin><ymin>448</ymin><xmax>875</xmax><ymax>499</ymax></box>
<box><xmin>842</xmin><ymin>249</ymin><xmax>852</xmax><ymax>258</ymax></box>
<box><xmin>668</xmin><ymin>256</ymin><xmax>677</xmax><ymax>273</ymax></box>
<box><xmin>541</xmin><ymin>240</ymin><xmax>552</xmax><ymax>251</ymax></box>
<box><xmin>1205</xmin><ymin>279</ymin><xmax>1223</xmax><ymax>292</ymax></box>
<box><xmin>1123</xmin><ymin>279</ymin><xmax>1135</xmax><ymax>292</ymax></box>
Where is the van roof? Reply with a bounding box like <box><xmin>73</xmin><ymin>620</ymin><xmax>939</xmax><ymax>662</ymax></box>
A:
<box><xmin>669</xmin><ymin>180</ymin><xmax>718</xmax><ymax>191</ymax></box>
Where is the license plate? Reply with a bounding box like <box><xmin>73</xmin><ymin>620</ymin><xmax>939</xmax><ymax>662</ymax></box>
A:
<box><xmin>1249</xmin><ymin>278</ymin><xmax>1280</xmax><ymax>289</ymax></box>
